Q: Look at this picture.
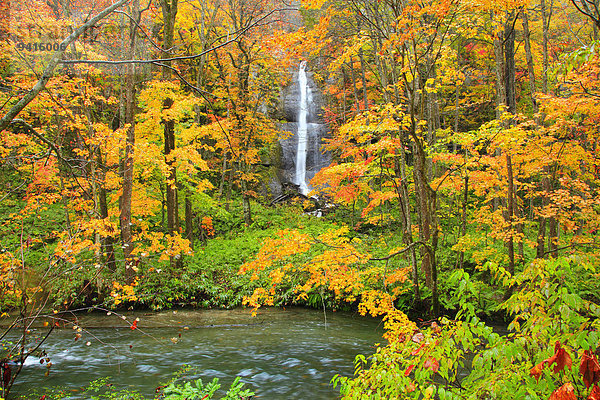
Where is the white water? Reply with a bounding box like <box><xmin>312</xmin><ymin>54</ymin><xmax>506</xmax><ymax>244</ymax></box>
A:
<box><xmin>295</xmin><ymin>61</ymin><xmax>310</xmax><ymax>195</ymax></box>
<box><xmin>11</xmin><ymin>308</ymin><xmax>382</xmax><ymax>399</ymax></box>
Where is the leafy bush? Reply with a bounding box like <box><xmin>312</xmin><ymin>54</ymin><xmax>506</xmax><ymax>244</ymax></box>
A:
<box><xmin>160</xmin><ymin>376</ymin><xmax>254</xmax><ymax>400</ymax></box>
<box><xmin>333</xmin><ymin>256</ymin><xmax>600</xmax><ymax>399</ymax></box>
<box><xmin>28</xmin><ymin>375</ymin><xmax>254</xmax><ymax>400</ymax></box>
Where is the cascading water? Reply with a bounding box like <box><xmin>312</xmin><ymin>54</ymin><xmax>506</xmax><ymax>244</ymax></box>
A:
<box><xmin>295</xmin><ymin>61</ymin><xmax>310</xmax><ymax>195</ymax></box>
<box><xmin>276</xmin><ymin>61</ymin><xmax>330</xmax><ymax>199</ymax></box>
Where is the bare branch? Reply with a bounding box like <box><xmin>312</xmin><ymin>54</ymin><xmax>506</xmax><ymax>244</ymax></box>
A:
<box><xmin>59</xmin><ymin>8</ymin><xmax>294</xmax><ymax>66</ymax></box>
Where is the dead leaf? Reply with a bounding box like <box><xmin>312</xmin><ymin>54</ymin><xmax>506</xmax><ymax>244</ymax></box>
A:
<box><xmin>531</xmin><ymin>361</ymin><xmax>544</xmax><ymax>381</ymax></box>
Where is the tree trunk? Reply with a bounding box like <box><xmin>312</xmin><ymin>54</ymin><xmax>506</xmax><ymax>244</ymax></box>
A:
<box><xmin>504</xmin><ymin>13</ymin><xmax>516</xmax><ymax>114</ymax></box>
<box><xmin>412</xmin><ymin>137</ymin><xmax>432</xmax><ymax>287</ymax></box>
<box><xmin>536</xmin><ymin>176</ymin><xmax>549</xmax><ymax>258</ymax></box>
<box><xmin>547</xmin><ymin>173</ymin><xmax>559</xmax><ymax>258</ymax></box>
<box><xmin>97</xmin><ymin>149</ymin><xmax>116</xmax><ymax>272</ymax></box>
<box><xmin>521</xmin><ymin>10</ymin><xmax>538</xmax><ymax>114</ymax></box>
<box><xmin>493</xmin><ymin>14</ymin><xmax>507</xmax><ymax>117</ymax></box>
<box><xmin>516</xmin><ymin>203</ymin><xmax>525</xmax><ymax>262</ymax></box>
<box><xmin>349</xmin><ymin>57</ymin><xmax>361</xmax><ymax>112</ymax></box>
<box><xmin>505</xmin><ymin>154</ymin><xmax>515</xmax><ymax>298</ymax></box>
<box><xmin>218</xmin><ymin>152</ymin><xmax>228</xmax><ymax>198</ymax></box>
<box><xmin>430</xmin><ymin>192</ymin><xmax>440</xmax><ymax>318</ymax></box>
<box><xmin>548</xmin><ymin>218</ymin><xmax>558</xmax><ymax>257</ymax></box>
<box><xmin>120</xmin><ymin>0</ymin><xmax>140</xmax><ymax>281</ymax></box>
<box><xmin>541</xmin><ymin>0</ymin><xmax>551</xmax><ymax>94</ymax></box>
<box><xmin>458</xmin><ymin>174</ymin><xmax>468</xmax><ymax>269</ymax></box>
<box><xmin>163</xmin><ymin>97</ymin><xmax>177</xmax><ymax>234</ymax></box>
<box><xmin>239</xmin><ymin>162</ymin><xmax>252</xmax><ymax>225</ymax></box>
<box><xmin>185</xmin><ymin>194</ymin><xmax>194</xmax><ymax>251</ymax></box>
<box><xmin>398</xmin><ymin>132</ymin><xmax>419</xmax><ymax>299</ymax></box>
<box><xmin>160</xmin><ymin>0</ymin><xmax>180</xmax><ymax>249</ymax></box>
<box><xmin>359</xmin><ymin>48</ymin><xmax>369</xmax><ymax>111</ymax></box>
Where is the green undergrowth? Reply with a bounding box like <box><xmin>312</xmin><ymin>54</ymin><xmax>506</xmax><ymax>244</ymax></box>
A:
<box><xmin>109</xmin><ymin>202</ymin><xmax>352</xmax><ymax>311</ymax></box>
<box><xmin>22</xmin><ymin>366</ymin><xmax>255</xmax><ymax>400</ymax></box>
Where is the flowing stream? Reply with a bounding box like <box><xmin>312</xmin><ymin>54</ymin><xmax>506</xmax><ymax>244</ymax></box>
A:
<box><xmin>294</xmin><ymin>61</ymin><xmax>310</xmax><ymax>195</ymax></box>
<box><xmin>10</xmin><ymin>308</ymin><xmax>382</xmax><ymax>399</ymax></box>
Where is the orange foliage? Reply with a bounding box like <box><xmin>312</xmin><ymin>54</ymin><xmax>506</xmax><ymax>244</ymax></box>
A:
<box><xmin>548</xmin><ymin>382</ymin><xmax>577</xmax><ymax>400</ymax></box>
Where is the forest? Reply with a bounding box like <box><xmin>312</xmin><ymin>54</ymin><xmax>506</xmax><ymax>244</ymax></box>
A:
<box><xmin>0</xmin><ymin>0</ymin><xmax>600</xmax><ymax>398</ymax></box>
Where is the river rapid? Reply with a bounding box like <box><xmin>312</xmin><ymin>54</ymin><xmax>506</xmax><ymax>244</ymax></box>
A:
<box><xmin>10</xmin><ymin>307</ymin><xmax>383</xmax><ymax>399</ymax></box>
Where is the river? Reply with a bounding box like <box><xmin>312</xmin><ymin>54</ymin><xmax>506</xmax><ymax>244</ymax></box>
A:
<box><xmin>10</xmin><ymin>307</ymin><xmax>383</xmax><ymax>399</ymax></box>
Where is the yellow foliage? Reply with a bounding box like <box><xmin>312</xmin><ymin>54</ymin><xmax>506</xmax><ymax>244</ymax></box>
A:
<box><xmin>111</xmin><ymin>278</ymin><xmax>139</xmax><ymax>305</ymax></box>
<box><xmin>240</xmin><ymin>227</ymin><xmax>414</xmax><ymax>346</ymax></box>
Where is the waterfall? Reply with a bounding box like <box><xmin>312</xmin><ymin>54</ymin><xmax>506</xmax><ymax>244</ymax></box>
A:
<box><xmin>275</xmin><ymin>60</ymin><xmax>330</xmax><ymax>200</ymax></box>
<box><xmin>295</xmin><ymin>61</ymin><xmax>310</xmax><ymax>195</ymax></box>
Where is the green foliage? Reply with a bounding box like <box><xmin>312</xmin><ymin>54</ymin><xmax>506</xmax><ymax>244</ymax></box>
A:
<box><xmin>333</xmin><ymin>256</ymin><xmax>600</xmax><ymax>399</ymax></box>
<box><xmin>28</xmin><ymin>374</ymin><xmax>254</xmax><ymax>400</ymax></box>
<box><xmin>160</xmin><ymin>376</ymin><xmax>254</xmax><ymax>400</ymax></box>
<box><xmin>161</xmin><ymin>377</ymin><xmax>220</xmax><ymax>399</ymax></box>
<box><xmin>438</xmin><ymin>268</ymin><xmax>501</xmax><ymax>318</ymax></box>
<box><xmin>26</xmin><ymin>376</ymin><xmax>145</xmax><ymax>399</ymax></box>
<box><xmin>124</xmin><ymin>203</ymin><xmax>349</xmax><ymax>311</ymax></box>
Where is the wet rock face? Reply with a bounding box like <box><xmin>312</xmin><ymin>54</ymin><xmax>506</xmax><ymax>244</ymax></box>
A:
<box><xmin>276</xmin><ymin>65</ymin><xmax>330</xmax><ymax>195</ymax></box>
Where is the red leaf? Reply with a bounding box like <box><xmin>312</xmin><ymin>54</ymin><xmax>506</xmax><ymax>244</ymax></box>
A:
<box><xmin>549</xmin><ymin>382</ymin><xmax>576</xmax><ymax>400</ymax></box>
<box><xmin>130</xmin><ymin>320</ymin><xmax>138</xmax><ymax>330</ymax></box>
<box><xmin>581</xmin><ymin>350</ymin><xmax>600</xmax><ymax>389</ymax></box>
<box><xmin>548</xmin><ymin>342</ymin><xmax>572</xmax><ymax>374</ymax></box>
<box><xmin>404</xmin><ymin>364</ymin><xmax>415</xmax><ymax>376</ymax></box>
<box><xmin>423</xmin><ymin>357</ymin><xmax>439</xmax><ymax>373</ymax></box>
<box><xmin>588</xmin><ymin>384</ymin><xmax>600</xmax><ymax>400</ymax></box>
<box><xmin>411</xmin><ymin>343</ymin><xmax>426</xmax><ymax>356</ymax></box>
<box><xmin>530</xmin><ymin>361</ymin><xmax>544</xmax><ymax>381</ymax></box>
<box><xmin>531</xmin><ymin>342</ymin><xmax>572</xmax><ymax>381</ymax></box>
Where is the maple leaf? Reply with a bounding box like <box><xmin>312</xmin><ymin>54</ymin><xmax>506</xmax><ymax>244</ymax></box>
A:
<box><xmin>548</xmin><ymin>382</ymin><xmax>576</xmax><ymax>400</ymax></box>
<box><xmin>581</xmin><ymin>350</ymin><xmax>600</xmax><ymax>389</ymax></box>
